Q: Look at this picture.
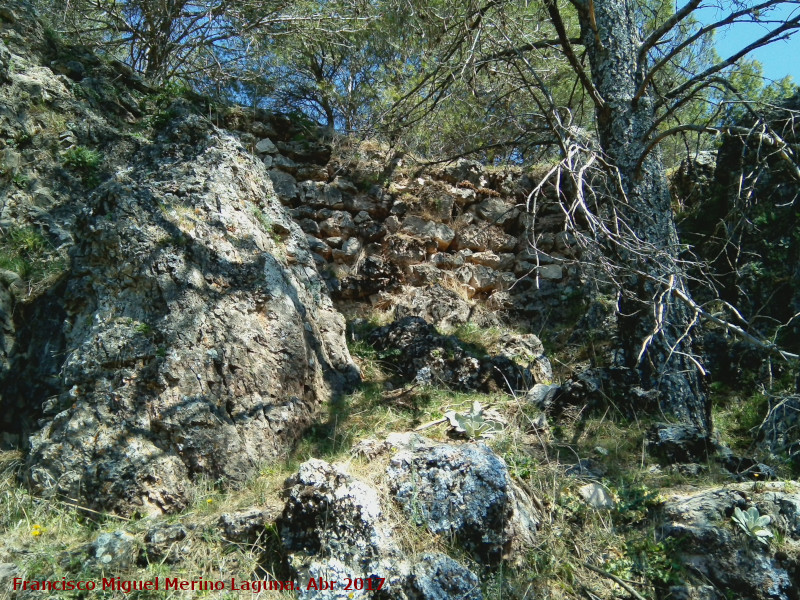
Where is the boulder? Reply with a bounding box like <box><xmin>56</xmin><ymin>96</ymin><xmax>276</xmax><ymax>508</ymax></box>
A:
<box><xmin>384</xmin><ymin>234</ymin><xmax>427</xmax><ymax>266</ymax></box>
<box><xmin>279</xmin><ymin>459</ymin><xmax>403</xmax><ymax>593</ymax></box>
<box><xmin>715</xmin><ymin>446</ymin><xmax>777</xmax><ymax>481</ymax></box>
<box><xmin>141</xmin><ymin>523</ymin><xmax>191</xmax><ymax>565</ymax></box>
<box><xmin>276</xmin><ymin>139</ymin><xmax>332</xmax><ymax>164</ymax></box>
<box><xmin>467</xmin><ymin>251</ymin><xmax>515</xmax><ymax>271</ymax></box>
<box><xmin>385</xmin><ymin>215</ymin><xmax>401</xmax><ymax>233</ymax></box>
<box><xmin>455</xmin><ymin>265</ymin><xmax>515</xmax><ymax>293</ymax></box>
<box><xmin>454</xmin><ymin>224</ymin><xmax>516</xmax><ymax>253</ymax></box>
<box><xmin>218</xmin><ymin>509</ymin><xmax>272</xmax><ymax>544</ymax></box>
<box><xmin>367</xmin><ymin>317</ymin><xmax>536</xmax><ymax>393</ymax></box>
<box><xmin>440</xmin><ymin>159</ymin><xmax>484</xmax><ymax>186</ymax></box>
<box><xmin>400</xmin><ymin>216</ymin><xmax>455</xmax><ymax>251</ymax></box>
<box><xmin>306</xmin><ymin>235</ymin><xmax>332</xmax><ymax>260</ymax></box>
<box><xmin>255</xmin><ymin>138</ymin><xmax>278</xmax><ymax>154</ymax></box>
<box><xmin>660</xmin><ymin>482</ymin><xmax>800</xmax><ymax>600</ymax></box>
<box><xmin>526</xmin><ymin>383</ymin><xmax>561</xmax><ymax>409</ymax></box>
<box><xmin>393</xmin><ymin>284</ymin><xmax>501</xmax><ymax>330</ymax></box>
<box><xmin>298</xmin><ymin>218</ymin><xmax>320</xmax><ymax>235</ymax></box>
<box><xmin>271</xmin><ymin>154</ymin><xmax>298</xmax><ymax>175</ymax></box>
<box><xmin>406</xmin><ymin>554</ymin><xmax>482</xmax><ymax>600</ymax></box>
<box><xmin>474</xmin><ymin>197</ymin><xmax>520</xmax><ymax>230</ymax></box>
<box><xmin>319</xmin><ymin>210</ymin><xmax>356</xmax><ymax>238</ymax></box>
<box><xmin>408</xmin><ymin>263</ymin><xmax>444</xmax><ymax>286</ymax></box>
<box><xmin>268</xmin><ymin>169</ymin><xmax>298</xmax><ymax>201</ymax></box>
<box><xmin>421</xmin><ymin>193</ymin><xmax>455</xmax><ymax>221</ymax></box>
<box><xmin>648</xmin><ymin>425</ymin><xmax>776</xmax><ymax>480</ymax></box>
<box><xmin>429</xmin><ymin>252</ymin><xmax>466</xmax><ymax>270</ymax></box>
<box><xmin>299</xmin><ymin>181</ymin><xmax>344</xmax><ymax>209</ymax></box>
<box><xmin>335</xmin><ymin>257</ymin><xmax>401</xmax><ymax>300</ymax></box>
<box><xmin>358</xmin><ymin>220</ymin><xmax>387</xmax><ymax>242</ymax></box>
<box><xmin>537</xmin><ymin>264</ymin><xmax>564</xmax><ymax>280</ymax></box>
<box><xmin>22</xmin><ymin>115</ymin><xmax>358</xmax><ymax>515</ymax></box>
<box><xmin>454</xmin><ymin>224</ymin><xmax>491</xmax><ymax>252</ymax></box>
<box><xmin>578</xmin><ymin>483</ymin><xmax>615</xmax><ymax>510</ymax></box>
<box><xmin>89</xmin><ymin>531</ymin><xmax>138</xmax><ymax>570</ymax></box>
<box><xmin>331</xmin><ymin>237</ymin><xmax>361</xmax><ymax>264</ymax></box>
<box><xmin>386</xmin><ymin>434</ymin><xmax>538</xmax><ymax>563</ymax></box>
<box><xmin>646</xmin><ymin>423</ymin><xmax>713</xmax><ymax>464</ymax></box>
<box><xmin>278</xmin><ymin>459</ymin><xmax>482</xmax><ymax>599</ymax></box>
<box><xmin>495</xmin><ymin>331</ymin><xmax>545</xmax><ymax>362</ymax></box>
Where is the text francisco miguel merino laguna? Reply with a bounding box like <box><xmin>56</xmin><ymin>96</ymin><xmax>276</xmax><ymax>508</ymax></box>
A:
<box><xmin>11</xmin><ymin>575</ymin><xmax>387</xmax><ymax>593</ymax></box>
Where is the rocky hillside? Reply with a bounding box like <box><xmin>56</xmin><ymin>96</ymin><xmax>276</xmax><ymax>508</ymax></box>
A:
<box><xmin>0</xmin><ymin>1</ymin><xmax>357</xmax><ymax>515</ymax></box>
<box><xmin>1</xmin><ymin>3</ymin><xmax>800</xmax><ymax>600</ymax></box>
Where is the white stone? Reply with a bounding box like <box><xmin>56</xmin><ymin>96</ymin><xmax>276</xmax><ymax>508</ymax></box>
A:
<box><xmin>255</xmin><ymin>138</ymin><xmax>277</xmax><ymax>154</ymax></box>
<box><xmin>578</xmin><ymin>483</ymin><xmax>615</xmax><ymax>510</ymax></box>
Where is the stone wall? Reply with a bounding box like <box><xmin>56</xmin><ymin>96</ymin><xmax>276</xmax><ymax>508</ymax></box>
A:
<box><xmin>217</xmin><ymin>118</ymin><xmax>585</xmax><ymax>328</ymax></box>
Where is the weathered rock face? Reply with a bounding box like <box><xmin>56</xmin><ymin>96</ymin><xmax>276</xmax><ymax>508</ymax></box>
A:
<box><xmin>279</xmin><ymin>458</ymin><xmax>405</xmax><ymax>594</ymax></box>
<box><xmin>366</xmin><ymin>316</ymin><xmax>548</xmax><ymax>393</ymax></box>
<box><xmin>266</xmin><ymin>135</ymin><xmax>584</xmax><ymax>328</ymax></box>
<box><xmin>386</xmin><ymin>434</ymin><xmax>538</xmax><ymax>563</ymax></box>
<box><xmin>0</xmin><ymin>14</ymin><xmax>359</xmax><ymax>517</ymax></box>
<box><xmin>661</xmin><ymin>483</ymin><xmax>800</xmax><ymax>600</ymax></box>
<box><xmin>20</xmin><ymin>115</ymin><xmax>357</xmax><ymax>515</ymax></box>
<box><xmin>392</xmin><ymin>284</ymin><xmax>501</xmax><ymax>330</ymax></box>
<box><xmin>278</xmin><ymin>458</ymin><xmax>483</xmax><ymax>600</ymax></box>
<box><xmin>646</xmin><ymin>423</ymin><xmax>713</xmax><ymax>464</ymax></box>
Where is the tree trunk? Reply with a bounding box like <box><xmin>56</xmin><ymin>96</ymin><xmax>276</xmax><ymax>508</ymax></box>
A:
<box><xmin>575</xmin><ymin>0</ymin><xmax>710</xmax><ymax>431</ymax></box>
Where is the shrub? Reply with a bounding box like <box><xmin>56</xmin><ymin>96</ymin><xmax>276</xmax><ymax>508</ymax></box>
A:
<box><xmin>63</xmin><ymin>146</ymin><xmax>102</xmax><ymax>171</ymax></box>
<box><xmin>63</xmin><ymin>146</ymin><xmax>103</xmax><ymax>185</ymax></box>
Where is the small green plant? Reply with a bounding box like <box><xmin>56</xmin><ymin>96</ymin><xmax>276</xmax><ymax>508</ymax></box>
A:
<box><xmin>10</xmin><ymin>131</ymin><xmax>32</xmax><ymax>148</ymax></box>
<box><xmin>148</xmin><ymin>106</ymin><xmax>181</xmax><ymax>131</ymax></box>
<box><xmin>63</xmin><ymin>146</ymin><xmax>102</xmax><ymax>171</ymax></box>
<box><xmin>153</xmin><ymin>80</ymin><xmax>193</xmax><ymax>107</ymax></box>
<box><xmin>732</xmin><ymin>506</ymin><xmax>773</xmax><ymax>545</ymax></box>
<box><xmin>0</xmin><ymin>226</ymin><xmax>66</xmax><ymax>291</ymax></box>
<box><xmin>608</xmin><ymin>536</ymin><xmax>686</xmax><ymax>586</ymax></box>
<box><xmin>134</xmin><ymin>322</ymin><xmax>152</xmax><ymax>335</ymax></box>
<box><xmin>378</xmin><ymin>347</ymin><xmax>402</xmax><ymax>360</ymax></box>
<box><xmin>63</xmin><ymin>146</ymin><xmax>103</xmax><ymax>185</ymax></box>
<box><xmin>11</xmin><ymin>172</ymin><xmax>30</xmax><ymax>188</ymax></box>
<box><xmin>445</xmin><ymin>401</ymin><xmax>501</xmax><ymax>439</ymax></box>
<box><xmin>251</xmin><ymin>206</ymin><xmax>279</xmax><ymax>241</ymax></box>
<box><xmin>612</xmin><ymin>480</ymin><xmax>662</xmax><ymax>522</ymax></box>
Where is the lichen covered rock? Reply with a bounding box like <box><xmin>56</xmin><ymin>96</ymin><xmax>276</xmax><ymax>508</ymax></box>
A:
<box><xmin>386</xmin><ymin>433</ymin><xmax>538</xmax><ymax>563</ymax></box>
<box><xmin>367</xmin><ymin>316</ymin><xmax>543</xmax><ymax>393</ymax></box>
<box><xmin>278</xmin><ymin>458</ymin><xmax>482</xmax><ymax>599</ymax></box>
<box><xmin>22</xmin><ymin>114</ymin><xmax>358</xmax><ymax>515</ymax></box>
<box><xmin>661</xmin><ymin>482</ymin><xmax>800</xmax><ymax>600</ymax></box>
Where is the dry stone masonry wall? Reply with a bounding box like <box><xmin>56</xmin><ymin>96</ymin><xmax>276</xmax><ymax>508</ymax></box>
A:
<box><xmin>233</xmin><ymin>132</ymin><xmax>585</xmax><ymax>328</ymax></box>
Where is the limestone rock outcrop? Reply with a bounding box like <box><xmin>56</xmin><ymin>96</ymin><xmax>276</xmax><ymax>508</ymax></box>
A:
<box><xmin>0</xmin><ymin>6</ymin><xmax>357</xmax><ymax>514</ymax></box>
<box><xmin>20</xmin><ymin>115</ymin><xmax>358</xmax><ymax>515</ymax></box>
<box><xmin>661</xmin><ymin>482</ymin><xmax>800</xmax><ymax>600</ymax></box>
<box><xmin>366</xmin><ymin>316</ymin><xmax>549</xmax><ymax>393</ymax></box>
<box><xmin>278</xmin><ymin>458</ymin><xmax>483</xmax><ymax>600</ymax></box>
<box><xmin>385</xmin><ymin>433</ymin><xmax>539</xmax><ymax>563</ymax></box>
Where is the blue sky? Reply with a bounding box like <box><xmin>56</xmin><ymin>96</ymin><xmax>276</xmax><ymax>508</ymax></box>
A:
<box><xmin>690</xmin><ymin>2</ymin><xmax>800</xmax><ymax>84</ymax></box>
